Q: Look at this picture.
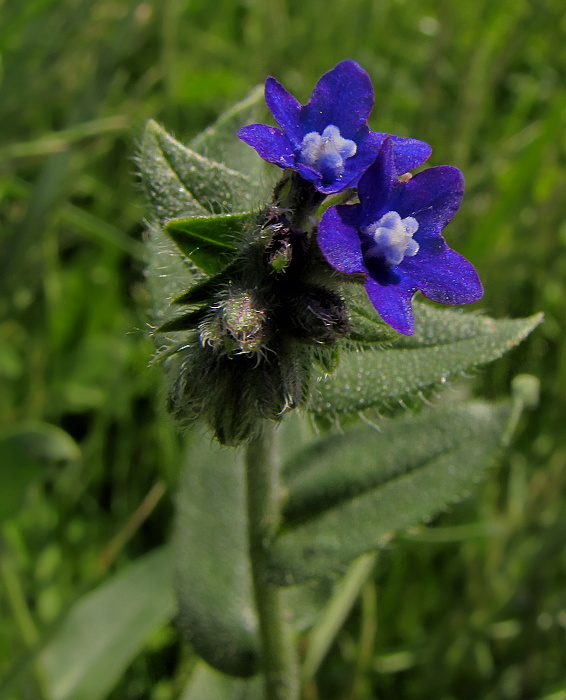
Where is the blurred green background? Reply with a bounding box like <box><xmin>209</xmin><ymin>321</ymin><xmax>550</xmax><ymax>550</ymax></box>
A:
<box><xmin>1</xmin><ymin>0</ymin><xmax>565</xmax><ymax>698</ymax></box>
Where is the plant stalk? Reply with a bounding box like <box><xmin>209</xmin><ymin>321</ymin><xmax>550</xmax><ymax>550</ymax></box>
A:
<box><xmin>245</xmin><ymin>425</ymin><xmax>299</xmax><ymax>700</ymax></box>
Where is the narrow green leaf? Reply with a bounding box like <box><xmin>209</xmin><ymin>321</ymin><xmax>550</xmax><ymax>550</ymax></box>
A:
<box><xmin>180</xmin><ymin>662</ymin><xmax>262</xmax><ymax>700</ymax></box>
<box><xmin>39</xmin><ymin>547</ymin><xmax>175</xmax><ymax>700</ymax></box>
<box><xmin>171</xmin><ymin>262</ymin><xmax>241</xmax><ymax>305</ymax></box>
<box><xmin>165</xmin><ymin>213</ymin><xmax>252</xmax><ymax>275</ymax></box>
<box><xmin>174</xmin><ymin>437</ymin><xmax>260</xmax><ymax>677</ymax></box>
<box><xmin>270</xmin><ymin>401</ymin><xmax>512</xmax><ymax>584</ymax></box>
<box><xmin>139</xmin><ymin>121</ymin><xmax>209</xmax><ymax>223</ymax></box>
<box><xmin>0</xmin><ymin>422</ymin><xmax>80</xmax><ymax>520</ymax></box>
<box><xmin>308</xmin><ymin>309</ymin><xmax>542</xmax><ymax>416</ymax></box>
<box><xmin>141</xmin><ymin>120</ymin><xmax>263</xmax><ymax>222</ymax></box>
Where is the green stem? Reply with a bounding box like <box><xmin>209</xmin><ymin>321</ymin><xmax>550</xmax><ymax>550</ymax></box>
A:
<box><xmin>245</xmin><ymin>425</ymin><xmax>299</xmax><ymax>700</ymax></box>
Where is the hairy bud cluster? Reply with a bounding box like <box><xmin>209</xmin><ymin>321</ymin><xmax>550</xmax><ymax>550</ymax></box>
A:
<box><xmin>161</xmin><ymin>186</ymin><xmax>351</xmax><ymax>445</ymax></box>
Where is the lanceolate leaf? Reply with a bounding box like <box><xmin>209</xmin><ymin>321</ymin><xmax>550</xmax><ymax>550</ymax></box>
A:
<box><xmin>139</xmin><ymin>121</ymin><xmax>209</xmax><ymax>223</ymax></box>
<box><xmin>141</xmin><ymin>120</ymin><xmax>263</xmax><ymax>222</ymax></box>
<box><xmin>39</xmin><ymin>547</ymin><xmax>175</xmax><ymax>700</ymax></box>
<box><xmin>173</xmin><ymin>425</ymin><xmax>338</xmax><ymax>675</ymax></box>
<box><xmin>165</xmin><ymin>213</ymin><xmax>252</xmax><ymax>275</ymax></box>
<box><xmin>269</xmin><ymin>401</ymin><xmax>513</xmax><ymax>585</ymax></box>
<box><xmin>308</xmin><ymin>309</ymin><xmax>542</xmax><ymax>416</ymax></box>
<box><xmin>174</xmin><ymin>437</ymin><xmax>260</xmax><ymax>677</ymax></box>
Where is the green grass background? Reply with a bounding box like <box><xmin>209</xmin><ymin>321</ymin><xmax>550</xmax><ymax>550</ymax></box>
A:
<box><xmin>1</xmin><ymin>0</ymin><xmax>565</xmax><ymax>698</ymax></box>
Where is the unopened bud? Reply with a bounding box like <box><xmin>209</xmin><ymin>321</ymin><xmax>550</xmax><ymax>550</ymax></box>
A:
<box><xmin>199</xmin><ymin>289</ymin><xmax>267</xmax><ymax>356</ymax></box>
<box><xmin>285</xmin><ymin>286</ymin><xmax>349</xmax><ymax>344</ymax></box>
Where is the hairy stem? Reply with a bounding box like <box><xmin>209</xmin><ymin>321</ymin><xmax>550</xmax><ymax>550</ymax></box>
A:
<box><xmin>245</xmin><ymin>425</ymin><xmax>299</xmax><ymax>700</ymax></box>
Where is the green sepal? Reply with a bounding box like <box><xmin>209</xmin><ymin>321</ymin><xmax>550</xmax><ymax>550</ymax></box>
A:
<box><xmin>172</xmin><ymin>264</ymin><xmax>240</xmax><ymax>305</ymax></box>
<box><xmin>269</xmin><ymin>400</ymin><xmax>513</xmax><ymax>585</ymax></box>
<box><xmin>164</xmin><ymin>213</ymin><xmax>253</xmax><ymax>275</ymax></box>
<box><xmin>308</xmin><ymin>307</ymin><xmax>542</xmax><ymax>416</ymax></box>
<box><xmin>155</xmin><ymin>308</ymin><xmax>208</xmax><ymax>333</ymax></box>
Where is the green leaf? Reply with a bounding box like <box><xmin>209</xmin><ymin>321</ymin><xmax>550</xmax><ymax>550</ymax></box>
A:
<box><xmin>308</xmin><ymin>307</ymin><xmax>542</xmax><ymax>416</ymax></box>
<box><xmin>190</xmin><ymin>85</ymin><xmax>267</xmax><ymax>180</ymax></box>
<box><xmin>140</xmin><ymin>120</ymin><xmax>263</xmax><ymax>222</ymax></box>
<box><xmin>180</xmin><ymin>662</ymin><xmax>262</xmax><ymax>700</ymax></box>
<box><xmin>269</xmin><ymin>401</ymin><xmax>513</xmax><ymax>584</ymax></box>
<box><xmin>0</xmin><ymin>422</ymin><xmax>80</xmax><ymax>520</ymax></box>
<box><xmin>139</xmin><ymin>121</ymin><xmax>209</xmax><ymax>223</ymax></box>
<box><xmin>173</xmin><ymin>423</ymin><xmax>335</xmax><ymax>675</ymax></box>
<box><xmin>174</xmin><ymin>436</ymin><xmax>260</xmax><ymax>677</ymax></box>
<box><xmin>39</xmin><ymin>547</ymin><xmax>175</xmax><ymax>700</ymax></box>
<box><xmin>165</xmin><ymin>213</ymin><xmax>252</xmax><ymax>275</ymax></box>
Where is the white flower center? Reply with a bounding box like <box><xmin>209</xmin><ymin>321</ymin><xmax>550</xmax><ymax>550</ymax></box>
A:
<box><xmin>298</xmin><ymin>125</ymin><xmax>357</xmax><ymax>179</ymax></box>
<box><xmin>363</xmin><ymin>211</ymin><xmax>420</xmax><ymax>266</ymax></box>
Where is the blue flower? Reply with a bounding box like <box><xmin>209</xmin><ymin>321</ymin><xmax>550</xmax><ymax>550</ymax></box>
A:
<box><xmin>238</xmin><ymin>60</ymin><xmax>432</xmax><ymax>195</ymax></box>
<box><xmin>318</xmin><ymin>138</ymin><xmax>483</xmax><ymax>335</ymax></box>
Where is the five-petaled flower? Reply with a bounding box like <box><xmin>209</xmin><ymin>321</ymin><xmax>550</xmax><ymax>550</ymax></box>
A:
<box><xmin>238</xmin><ymin>60</ymin><xmax>432</xmax><ymax>194</ymax></box>
<box><xmin>318</xmin><ymin>138</ymin><xmax>483</xmax><ymax>334</ymax></box>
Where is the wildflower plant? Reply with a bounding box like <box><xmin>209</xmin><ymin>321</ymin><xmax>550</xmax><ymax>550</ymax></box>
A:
<box><xmin>139</xmin><ymin>61</ymin><xmax>541</xmax><ymax>699</ymax></box>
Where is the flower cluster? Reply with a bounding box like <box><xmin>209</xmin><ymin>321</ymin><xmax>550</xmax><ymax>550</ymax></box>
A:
<box><xmin>239</xmin><ymin>59</ymin><xmax>482</xmax><ymax>334</ymax></box>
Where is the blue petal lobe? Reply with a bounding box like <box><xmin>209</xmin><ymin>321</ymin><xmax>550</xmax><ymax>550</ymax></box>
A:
<box><xmin>394</xmin><ymin>166</ymin><xmax>464</xmax><ymax>234</ymax></box>
<box><xmin>302</xmin><ymin>60</ymin><xmax>374</xmax><ymax>137</ymax></box>
<box><xmin>318</xmin><ymin>205</ymin><xmax>366</xmax><ymax>274</ymax></box>
<box><xmin>389</xmin><ymin>135</ymin><xmax>432</xmax><ymax>173</ymax></box>
<box><xmin>364</xmin><ymin>274</ymin><xmax>418</xmax><ymax>335</ymax></box>
<box><xmin>357</xmin><ymin>138</ymin><xmax>398</xmax><ymax>226</ymax></box>
<box><xmin>264</xmin><ymin>77</ymin><xmax>303</xmax><ymax>147</ymax></box>
<box><xmin>401</xmin><ymin>244</ymin><xmax>484</xmax><ymax>305</ymax></box>
<box><xmin>237</xmin><ymin>124</ymin><xmax>296</xmax><ymax>168</ymax></box>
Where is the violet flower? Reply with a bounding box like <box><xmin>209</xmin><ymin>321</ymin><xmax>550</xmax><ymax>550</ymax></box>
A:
<box><xmin>238</xmin><ymin>60</ymin><xmax>431</xmax><ymax>194</ymax></box>
<box><xmin>318</xmin><ymin>138</ymin><xmax>483</xmax><ymax>334</ymax></box>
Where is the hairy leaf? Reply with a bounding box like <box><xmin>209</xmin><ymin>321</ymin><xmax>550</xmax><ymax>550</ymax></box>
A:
<box><xmin>140</xmin><ymin>120</ymin><xmax>263</xmax><ymax>222</ymax></box>
<box><xmin>308</xmin><ymin>308</ymin><xmax>542</xmax><ymax>416</ymax></box>
<box><xmin>165</xmin><ymin>213</ymin><xmax>252</xmax><ymax>275</ymax></box>
<box><xmin>174</xmin><ymin>437</ymin><xmax>260</xmax><ymax>677</ymax></box>
<box><xmin>269</xmin><ymin>401</ymin><xmax>512</xmax><ymax>584</ymax></box>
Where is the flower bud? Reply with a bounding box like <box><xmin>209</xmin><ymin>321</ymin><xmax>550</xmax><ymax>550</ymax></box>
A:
<box><xmin>199</xmin><ymin>289</ymin><xmax>267</xmax><ymax>356</ymax></box>
<box><xmin>284</xmin><ymin>285</ymin><xmax>350</xmax><ymax>344</ymax></box>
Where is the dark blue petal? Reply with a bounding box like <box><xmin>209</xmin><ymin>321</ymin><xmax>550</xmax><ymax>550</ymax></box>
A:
<box><xmin>364</xmin><ymin>274</ymin><xmax>418</xmax><ymax>335</ymax></box>
<box><xmin>389</xmin><ymin>135</ymin><xmax>432</xmax><ymax>173</ymax></box>
<box><xmin>400</xmin><ymin>243</ymin><xmax>484</xmax><ymax>305</ymax></box>
<box><xmin>318</xmin><ymin>205</ymin><xmax>366</xmax><ymax>274</ymax></box>
<box><xmin>237</xmin><ymin>124</ymin><xmax>296</xmax><ymax>168</ymax></box>
<box><xmin>264</xmin><ymin>77</ymin><xmax>303</xmax><ymax>147</ymax></box>
<box><xmin>393</xmin><ymin>166</ymin><xmax>464</xmax><ymax>234</ymax></box>
<box><xmin>301</xmin><ymin>60</ymin><xmax>374</xmax><ymax>138</ymax></box>
<box><xmin>357</xmin><ymin>138</ymin><xmax>398</xmax><ymax>227</ymax></box>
